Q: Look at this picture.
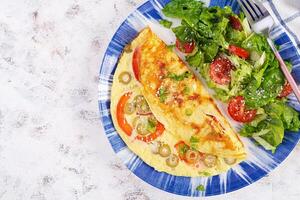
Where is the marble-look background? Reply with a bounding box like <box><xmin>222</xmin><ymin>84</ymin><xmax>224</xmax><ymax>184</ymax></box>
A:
<box><xmin>0</xmin><ymin>0</ymin><xmax>300</xmax><ymax>199</ymax></box>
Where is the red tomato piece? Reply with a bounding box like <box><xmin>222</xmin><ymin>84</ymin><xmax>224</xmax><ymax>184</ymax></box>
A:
<box><xmin>136</xmin><ymin>122</ymin><xmax>165</xmax><ymax>142</ymax></box>
<box><xmin>228</xmin><ymin>96</ymin><xmax>257</xmax><ymax>123</ymax></box>
<box><xmin>116</xmin><ymin>92</ymin><xmax>133</xmax><ymax>136</ymax></box>
<box><xmin>132</xmin><ymin>47</ymin><xmax>141</xmax><ymax>81</ymax></box>
<box><xmin>209</xmin><ymin>57</ymin><xmax>233</xmax><ymax>85</ymax></box>
<box><xmin>175</xmin><ymin>39</ymin><xmax>195</xmax><ymax>54</ymax></box>
<box><xmin>229</xmin><ymin>16</ymin><xmax>243</xmax><ymax>31</ymax></box>
<box><xmin>278</xmin><ymin>81</ymin><xmax>293</xmax><ymax>98</ymax></box>
<box><xmin>228</xmin><ymin>45</ymin><xmax>250</xmax><ymax>59</ymax></box>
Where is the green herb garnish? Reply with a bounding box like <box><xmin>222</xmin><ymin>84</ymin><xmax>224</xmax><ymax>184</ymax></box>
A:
<box><xmin>183</xmin><ymin>86</ymin><xmax>190</xmax><ymax>95</ymax></box>
<box><xmin>198</xmin><ymin>171</ymin><xmax>211</xmax><ymax>176</ymax></box>
<box><xmin>146</xmin><ymin>118</ymin><xmax>157</xmax><ymax>133</ymax></box>
<box><xmin>167</xmin><ymin>71</ymin><xmax>191</xmax><ymax>81</ymax></box>
<box><xmin>190</xmin><ymin>136</ymin><xmax>199</xmax><ymax>150</ymax></box>
<box><xmin>190</xmin><ymin>136</ymin><xmax>199</xmax><ymax>143</ymax></box>
<box><xmin>158</xmin><ymin>87</ymin><xmax>168</xmax><ymax>103</ymax></box>
<box><xmin>196</xmin><ymin>184</ymin><xmax>205</xmax><ymax>191</ymax></box>
<box><xmin>185</xmin><ymin>108</ymin><xmax>193</xmax><ymax>116</ymax></box>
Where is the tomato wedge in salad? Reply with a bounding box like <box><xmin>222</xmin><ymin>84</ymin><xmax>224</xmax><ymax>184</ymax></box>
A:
<box><xmin>229</xmin><ymin>15</ymin><xmax>243</xmax><ymax>31</ymax></box>
<box><xmin>175</xmin><ymin>39</ymin><xmax>195</xmax><ymax>54</ymax></box>
<box><xmin>209</xmin><ymin>56</ymin><xmax>233</xmax><ymax>85</ymax></box>
<box><xmin>228</xmin><ymin>45</ymin><xmax>249</xmax><ymax>59</ymax></box>
<box><xmin>278</xmin><ymin>81</ymin><xmax>293</xmax><ymax>98</ymax></box>
<box><xmin>228</xmin><ymin>96</ymin><xmax>257</xmax><ymax>123</ymax></box>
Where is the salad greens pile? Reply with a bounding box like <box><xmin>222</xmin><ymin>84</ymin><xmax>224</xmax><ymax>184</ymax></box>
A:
<box><xmin>161</xmin><ymin>0</ymin><xmax>300</xmax><ymax>152</ymax></box>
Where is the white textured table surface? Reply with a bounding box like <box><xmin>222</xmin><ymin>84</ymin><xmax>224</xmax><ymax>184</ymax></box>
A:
<box><xmin>1</xmin><ymin>0</ymin><xmax>300</xmax><ymax>199</ymax></box>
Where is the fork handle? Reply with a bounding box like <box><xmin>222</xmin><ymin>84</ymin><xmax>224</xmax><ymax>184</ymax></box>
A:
<box><xmin>267</xmin><ymin>38</ymin><xmax>300</xmax><ymax>102</ymax></box>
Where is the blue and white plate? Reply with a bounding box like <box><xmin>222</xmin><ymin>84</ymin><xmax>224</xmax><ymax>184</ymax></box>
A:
<box><xmin>99</xmin><ymin>0</ymin><xmax>300</xmax><ymax>196</ymax></box>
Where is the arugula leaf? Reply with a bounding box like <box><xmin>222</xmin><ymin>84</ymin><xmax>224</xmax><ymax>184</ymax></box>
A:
<box><xmin>159</xmin><ymin>19</ymin><xmax>172</xmax><ymax>28</ymax></box>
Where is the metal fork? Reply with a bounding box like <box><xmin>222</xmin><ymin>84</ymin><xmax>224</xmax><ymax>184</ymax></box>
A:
<box><xmin>237</xmin><ymin>0</ymin><xmax>300</xmax><ymax>102</ymax></box>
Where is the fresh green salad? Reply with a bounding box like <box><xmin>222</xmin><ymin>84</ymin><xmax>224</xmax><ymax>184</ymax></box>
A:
<box><xmin>161</xmin><ymin>0</ymin><xmax>300</xmax><ymax>152</ymax></box>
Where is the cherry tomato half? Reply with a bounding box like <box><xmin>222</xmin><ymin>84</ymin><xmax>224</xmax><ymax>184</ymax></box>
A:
<box><xmin>209</xmin><ymin>56</ymin><xmax>233</xmax><ymax>85</ymax></box>
<box><xmin>228</xmin><ymin>45</ymin><xmax>250</xmax><ymax>59</ymax></box>
<box><xmin>228</xmin><ymin>96</ymin><xmax>257</xmax><ymax>123</ymax></box>
<box><xmin>229</xmin><ymin>15</ymin><xmax>243</xmax><ymax>31</ymax></box>
<box><xmin>278</xmin><ymin>81</ymin><xmax>293</xmax><ymax>98</ymax></box>
<box><xmin>175</xmin><ymin>39</ymin><xmax>195</xmax><ymax>54</ymax></box>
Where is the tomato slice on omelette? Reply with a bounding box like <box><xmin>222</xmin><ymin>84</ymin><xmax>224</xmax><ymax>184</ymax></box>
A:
<box><xmin>110</xmin><ymin>27</ymin><xmax>246</xmax><ymax>177</ymax></box>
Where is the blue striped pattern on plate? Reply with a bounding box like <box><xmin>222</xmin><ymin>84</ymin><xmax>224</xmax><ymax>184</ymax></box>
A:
<box><xmin>98</xmin><ymin>0</ymin><xmax>300</xmax><ymax>196</ymax></box>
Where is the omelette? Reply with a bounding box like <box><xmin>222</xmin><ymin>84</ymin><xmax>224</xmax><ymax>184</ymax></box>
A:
<box><xmin>110</xmin><ymin>27</ymin><xmax>246</xmax><ymax>177</ymax></box>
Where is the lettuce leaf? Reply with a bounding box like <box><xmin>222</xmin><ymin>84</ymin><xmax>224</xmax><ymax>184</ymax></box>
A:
<box><xmin>240</xmin><ymin>101</ymin><xmax>300</xmax><ymax>152</ymax></box>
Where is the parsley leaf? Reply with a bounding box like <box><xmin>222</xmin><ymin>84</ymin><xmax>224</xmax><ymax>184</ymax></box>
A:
<box><xmin>190</xmin><ymin>136</ymin><xmax>199</xmax><ymax>150</ymax></box>
<box><xmin>183</xmin><ymin>86</ymin><xmax>190</xmax><ymax>95</ymax></box>
<box><xmin>179</xmin><ymin>144</ymin><xmax>189</xmax><ymax>156</ymax></box>
<box><xmin>190</xmin><ymin>136</ymin><xmax>199</xmax><ymax>143</ymax></box>
<box><xmin>167</xmin><ymin>71</ymin><xmax>192</xmax><ymax>81</ymax></box>
<box><xmin>185</xmin><ymin>109</ymin><xmax>193</xmax><ymax>116</ymax></box>
<box><xmin>146</xmin><ymin>118</ymin><xmax>157</xmax><ymax>133</ymax></box>
<box><xmin>158</xmin><ymin>87</ymin><xmax>168</xmax><ymax>103</ymax></box>
<box><xmin>198</xmin><ymin>171</ymin><xmax>211</xmax><ymax>176</ymax></box>
<box><xmin>196</xmin><ymin>184</ymin><xmax>205</xmax><ymax>191</ymax></box>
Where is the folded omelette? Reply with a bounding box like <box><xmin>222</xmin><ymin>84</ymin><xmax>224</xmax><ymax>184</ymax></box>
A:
<box><xmin>110</xmin><ymin>27</ymin><xmax>246</xmax><ymax>177</ymax></box>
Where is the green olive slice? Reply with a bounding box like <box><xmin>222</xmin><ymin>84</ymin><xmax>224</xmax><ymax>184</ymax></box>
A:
<box><xmin>159</xmin><ymin>144</ymin><xmax>171</xmax><ymax>157</ymax></box>
<box><xmin>150</xmin><ymin>141</ymin><xmax>161</xmax><ymax>154</ymax></box>
<box><xmin>166</xmin><ymin>154</ymin><xmax>179</xmax><ymax>167</ymax></box>
<box><xmin>136</xmin><ymin>123</ymin><xmax>149</xmax><ymax>136</ymax></box>
<box><xmin>118</xmin><ymin>71</ymin><xmax>131</xmax><ymax>84</ymax></box>
<box><xmin>203</xmin><ymin>154</ymin><xmax>217</xmax><ymax>168</ymax></box>
<box><xmin>134</xmin><ymin>95</ymin><xmax>151</xmax><ymax>114</ymax></box>
<box><xmin>124</xmin><ymin>102</ymin><xmax>135</xmax><ymax>115</ymax></box>
<box><xmin>224</xmin><ymin>157</ymin><xmax>236</xmax><ymax>165</ymax></box>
